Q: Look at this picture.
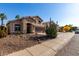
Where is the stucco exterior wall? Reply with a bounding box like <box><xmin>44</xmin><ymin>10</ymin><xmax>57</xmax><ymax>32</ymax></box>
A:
<box><xmin>22</xmin><ymin>19</ymin><xmax>36</xmax><ymax>34</ymax></box>
<box><xmin>22</xmin><ymin>19</ymin><xmax>27</xmax><ymax>34</ymax></box>
<box><xmin>8</xmin><ymin>20</ymin><xmax>22</xmax><ymax>34</ymax></box>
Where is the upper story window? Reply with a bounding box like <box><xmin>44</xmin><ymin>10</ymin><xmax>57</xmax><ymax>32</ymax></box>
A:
<box><xmin>15</xmin><ymin>24</ymin><xmax>21</xmax><ymax>31</ymax></box>
<box><xmin>38</xmin><ymin>20</ymin><xmax>41</xmax><ymax>24</ymax></box>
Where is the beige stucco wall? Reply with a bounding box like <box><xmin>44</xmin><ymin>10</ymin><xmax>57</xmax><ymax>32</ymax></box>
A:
<box><xmin>22</xmin><ymin>19</ymin><xmax>27</xmax><ymax>34</ymax></box>
<box><xmin>7</xmin><ymin>22</ymin><xmax>14</xmax><ymax>34</ymax></box>
<box><xmin>8</xmin><ymin>20</ymin><xmax>22</xmax><ymax>34</ymax></box>
<box><xmin>22</xmin><ymin>19</ymin><xmax>35</xmax><ymax>34</ymax></box>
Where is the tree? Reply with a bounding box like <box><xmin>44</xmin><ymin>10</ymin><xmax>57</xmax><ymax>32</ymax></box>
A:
<box><xmin>0</xmin><ymin>13</ymin><xmax>7</xmax><ymax>26</ymax></box>
<box><xmin>68</xmin><ymin>24</ymin><xmax>73</xmax><ymax>32</ymax></box>
<box><xmin>63</xmin><ymin>25</ymin><xmax>72</xmax><ymax>32</ymax></box>
<box><xmin>45</xmin><ymin>18</ymin><xmax>57</xmax><ymax>38</ymax></box>
<box><xmin>15</xmin><ymin>15</ymin><xmax>20</xmax><ymax>19</ymax></box>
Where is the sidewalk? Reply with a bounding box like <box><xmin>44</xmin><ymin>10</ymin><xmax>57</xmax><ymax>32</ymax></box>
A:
<box><xmin>7</xmin><ymin>32</ymin><xmax>74</xmax><ymax>56</ymax></box>
<box><xmin>56</xmin><ymin>34</ymin><xmax>79</xmax><ymax>56</ymax></box>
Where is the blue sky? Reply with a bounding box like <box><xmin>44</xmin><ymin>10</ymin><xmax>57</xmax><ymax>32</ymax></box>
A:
<box><xmin>0</xmin><ymin>3</ymin><xmax>79</xmax><ymax>26</ymax></box>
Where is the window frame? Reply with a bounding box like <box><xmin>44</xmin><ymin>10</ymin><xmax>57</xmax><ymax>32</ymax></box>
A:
<box><xmin>14</xmin><ymin>24</ymin><xmax>21</xmax><ymax>31</ymax></box>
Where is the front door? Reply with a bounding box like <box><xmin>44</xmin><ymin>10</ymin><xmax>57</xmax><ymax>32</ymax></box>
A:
<box><xmin>27</xmin><ymin>23</ymin><xmax>32</xmax><ymax>33</ymax></box>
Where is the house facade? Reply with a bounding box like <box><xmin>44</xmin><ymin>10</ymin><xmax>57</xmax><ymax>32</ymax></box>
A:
<box><xmin>6</xmin><ymin>16</ymin><xmax>45</xmax><ymax>34</ymax></box>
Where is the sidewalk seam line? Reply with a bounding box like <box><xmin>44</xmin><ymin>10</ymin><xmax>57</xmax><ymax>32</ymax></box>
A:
<box><xmin>26</xmin><ymin>49</ymin><xmax>33</xmax><ymax>56</ymax></box>
<box><xmin>41</xmin><ymin>44</ymin><xmax>57</xmax><ymax>52</ymax></box>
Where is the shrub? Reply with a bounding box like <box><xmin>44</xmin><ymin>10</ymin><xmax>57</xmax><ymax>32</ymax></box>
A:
<box><xmin>45</xmin><ymin>21</ymin><xmax>57</xmax><ymax>38</ymax></box>
<box><xmin>0</xmin><ymin>29</ymin><xmax>7</xmax><ymax>38</ymax></box>
<box><xmin>0</xmin><ymin>26</ymin><xmax>7</xmax><ymax>38</ymax></box>
<box><xmin>63</xmin><ymin>25</ymin><xmax>72</xmax><ymax>32</ymax></box>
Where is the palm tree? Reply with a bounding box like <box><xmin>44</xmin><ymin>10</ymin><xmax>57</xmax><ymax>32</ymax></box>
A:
<box><xmin>0</xmin><ymin>13</ymin><xmax>7</xmax><ymax>26</ymax></box>
<box><xmin>15</xmin><ymin>15</ymin><xmax>20</xmax><ymax>19</ymax></box>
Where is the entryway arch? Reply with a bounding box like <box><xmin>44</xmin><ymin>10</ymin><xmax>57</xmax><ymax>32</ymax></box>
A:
<box><xmin>27</xmin><ymin>23</ymin><xmax>32</xmax><ymax>33</ymax></box>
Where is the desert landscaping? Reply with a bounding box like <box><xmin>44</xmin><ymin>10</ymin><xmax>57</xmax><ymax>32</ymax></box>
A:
<box><xmin>0</xmin><ymin>34</ymin><xmax>38</xmax><ymax>55</ymax></box>
<box><xmin>0</xmin><ymin>4</ymin><xmax>77</xmax><ymax>56</ymax></box>
<box><xmin>0</xmin><ymin>33</ymin><xmax>49</xmax><ymax>55</ymax></box>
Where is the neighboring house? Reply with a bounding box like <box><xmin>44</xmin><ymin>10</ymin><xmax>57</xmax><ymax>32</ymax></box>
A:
<box><xmin>6</xmin><ymin>16</ymin><xmax>45</xmax><ymax>34</ymax></box>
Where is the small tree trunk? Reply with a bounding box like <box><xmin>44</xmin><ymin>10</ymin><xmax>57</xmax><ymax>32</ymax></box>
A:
<box><xmin>1</xmin><ymin>20</ymin><xmax>3</xmax><ymax>26</ymax></box>
<box><xmin>1</xmin><ymin>20</ymin><xmax>4</xmax><ymax>30</ymax></box>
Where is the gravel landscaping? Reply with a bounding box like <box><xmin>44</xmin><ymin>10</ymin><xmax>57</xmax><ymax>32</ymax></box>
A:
<box><xmin>0</xmin><ymin>34</ymin><xmax>48</xmax><ymax>56</ymax></box>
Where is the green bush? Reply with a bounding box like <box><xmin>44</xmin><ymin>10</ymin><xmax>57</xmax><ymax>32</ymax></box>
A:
<box><xmin>45</xmin><ymin>22</ymin><xmax>57</xmax><ymax>38</ymax></box>
<box><xmin>0</xmin><ymin>26</ymin><xmax>7</xmax><ymax>38</ymax></box>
